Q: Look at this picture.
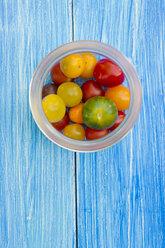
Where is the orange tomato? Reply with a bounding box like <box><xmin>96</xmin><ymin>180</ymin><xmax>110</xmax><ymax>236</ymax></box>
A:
<box><xmin>105</xmin><ymin>85</ymin><xmax>130</xmax><ymax>111</ymax></box>
<box><xmin>80</xmin><ymin>53</ymin><xmax>97</xmax><ymax>79</ymax></box>
<box><xmin>69</xmin><ymin>103</ymin><xmax>84</xmax><ymax>123</ymax></box>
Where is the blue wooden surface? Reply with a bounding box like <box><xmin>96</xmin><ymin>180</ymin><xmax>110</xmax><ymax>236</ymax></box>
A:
<box><xmin>0</xmin><ymin>1</ymin><xmax>76</xmax><ymax>247</ymax></box>
<box><xmin>0</xmin><ymin>1</ymin><xmax>165</xmax><ymax>248</ymax></box>
<box><xmin>74</xmin><ymin>0</ymin><xmax>165</xmax><ymax>247</ymax></box>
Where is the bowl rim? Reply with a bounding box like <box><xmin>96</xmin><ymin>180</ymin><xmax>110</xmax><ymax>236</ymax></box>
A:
<box><xmin>29</xmin><ymin>40</ymin><xmax>142</xmax><ymax>152</ymax></box>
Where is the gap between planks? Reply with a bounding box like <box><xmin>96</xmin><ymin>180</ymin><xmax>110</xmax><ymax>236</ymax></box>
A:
<box><xmin>70</xmin><ymin>0</ymin><xmax>78</xmax><ymax>247</ymax></box>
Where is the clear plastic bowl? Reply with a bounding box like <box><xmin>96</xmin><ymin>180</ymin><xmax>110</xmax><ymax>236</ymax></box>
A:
<box><xmin>29</xmin><ymin>41</ymin><xmax>142</xmax><ymax>152</ymax></box>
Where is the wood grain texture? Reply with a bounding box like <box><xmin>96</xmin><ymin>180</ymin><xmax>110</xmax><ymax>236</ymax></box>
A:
<box><xmin>73</xmin><ymin>0</ymin><xmax>165</xmax><ymax>247</ymax></box>
<box><xmin>0</xmin><ymin>0</ymin><xmax>76</xmax><ymax>247</ymax></box>
<box><xmin>0</xmin><ymin>0</ymin><xmax>165</xmax><ymax>247</ymax></box>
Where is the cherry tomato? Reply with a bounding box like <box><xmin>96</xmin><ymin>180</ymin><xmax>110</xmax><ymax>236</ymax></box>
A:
<box><xmin>86</xmin><ymin>127</ymin><xmax>109</xmax><ymax>140</ymax></box>
<box><xmin>50</xmin><ymin>63</ymin><xmax>72</xmax><ymax>86</ymax></box>
<box><xmin>68</xmin><ymin>103</ymin><xmax>84</xmax><ymax>123</ymax></box>
<box><xmin>82</xmin><ymin>96</ymin><xmax>118</xmax><ymax>129</ymax></box>
<box><xmin>81</xmin><ymin>80</ymin><xmax>104</xmax><ymax>102</ymax></box>
<box><xmin>63</xmin><ymin>124</ymin><xmax>85</xmax><ymax>140</ymax></box>
<box><xmin>93</xmin><ymin>59</ymin><xmax>125</xmax><ymax>87</ymax></box>
<box><xmin>105</xmin><ymin>85</ymin><xmax>130</xmax><ymax>111</ymax></box>
<box><xmin>52</xmin><ymin>112</ymin><xmax>70</xmax><ymax>131</ymax></box>
<box><xmin>60</xmin><ymin>54</ymin><xmax>85</xmax><ymax>78</ymax></box>
<box><xmin>42</xmin><ymin>94</ymin><xmax>66</xmax><ymax>123</ymax></box>
<box><xmin>42</xmin><ymin>83</ymin><xmax>57</xmax><ymax>99</ymax></box>
<box><xmin>109</xmin><ymin>111</ymin><xmax>126</xmax><ymax>131</ymax></box>
<box><xmin>57</xmin><ymin>82</ymin><xmax>83</xmax><ymax>107</ymax></box>
<box><xmin>80</xmin><ymin>53</ymin><xmax>97</xmax><ymax>79</ymax></box>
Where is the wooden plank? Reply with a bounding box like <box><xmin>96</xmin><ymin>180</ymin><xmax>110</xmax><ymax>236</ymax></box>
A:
<box><xmin>74</xmin><ymin>0</ymin><xmax>165</xmax><ymax>247</ymax></box>
<box><xmin>0</xmin><ymin>0</ymin><xmax>76</xmax><ymax>247</ymax></box>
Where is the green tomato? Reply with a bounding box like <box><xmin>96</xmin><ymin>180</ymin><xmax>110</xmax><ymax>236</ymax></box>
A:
<box><xmin>82</xmin><ymin>96</ymin><xmax>118</xmax><ymax>129</ymax></box>
<box><xmin>57</xmin><ymin>82</ymin><xmax>83</xmax><ymax>107</ymax></box>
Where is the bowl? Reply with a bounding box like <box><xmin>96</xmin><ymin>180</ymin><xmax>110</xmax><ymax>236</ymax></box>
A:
<box><xmin>29</xmin><ymin>40</ymin><xmax>142</xmax><ymax>152</ymax></box>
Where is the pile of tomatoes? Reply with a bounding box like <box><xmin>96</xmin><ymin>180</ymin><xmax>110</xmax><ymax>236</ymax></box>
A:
<box><xmin>42</xmin><ymin>53</ymin><xmax>130</xmax><ymax>141</ymax></box>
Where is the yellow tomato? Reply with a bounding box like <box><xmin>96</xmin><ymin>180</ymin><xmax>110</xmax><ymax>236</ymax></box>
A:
<box><xmin>80</xmin><ymin>53</ymin><xmax>98</xmax><ymax>79</ymax></box>
<box><xmin>60</xmin><ymin>54</ymin><xmax>85</xmax><ymax>78</ymax></box>
<box><xmin>57</xmin><ymin>82</ymin><xmax>83</xmax><ymax>107</ymax></box>
<box><xmin>42</xmin><ymin>94</ymin><xmax>66</xmax><ymax>123</ymax></box>
<box><xmin>63</xmin><ymin>124</ymin><xmax>85</xmax><ymax>140</ymax></box>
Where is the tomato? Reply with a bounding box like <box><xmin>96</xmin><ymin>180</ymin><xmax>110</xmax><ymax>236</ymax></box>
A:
<box><xmin>105</xmin><ymin>85</ymin><xmax>130</xmax><ymax>111</ymax></box>
<box><xmin>82</xmin><ymin>96</ymin><xmax>118</xmax><ymax>129</ymax></box>
<box><xmin>42</xmin><ymin>83</ymin><xmax>57</xmax><ymax>99</ymax></box>
<box><xmin>93</xmin><ymin>59</ymin><xmax>125</xmax><ymax>87</ymax></box>
<box><xmin>52</xmin><ymin>112</ymin><xmax>70</xmax><ymax>131</ymax></box>
<box><xmin>63</xmin><ymin>124</ymin><xmax>85</xmax><ymax>140</ymax></box>
<box><xmin>81</xmin><ymin>80</ymin><xmax>104</xmax><ymax>102</ymax></box>
<box><xmin>57</xmin><ymin>82</ymin><xmax>83</xmax><ymax>107</ymax></box>
<box><xmin>50</xmin><ymin>63</ymin><xmax>72</xmax><ymax>86</ymax></box>
<box><xmin>42</xmin><ymin>94</ymin><xmax>66</xmax><ymax>123</ymax></box>
<box><xmin>86</xmin><ymin>127</ymin><xmax>109</xmax><ymax>140</ymax></box>
<box><xmin>109</xmin><ymin>111</ymin><xmax>126</xmax><ymax>131</ymax></box>
<box><xmin>60</xmin><ymin>54</ymin><xmax>85</xmax><ymax>78</ymax></box>
<box><xmin>68</xmin><ymin>103</ymin><xmax>84</xmax><ymax>124</ymax></box>
<box><xmin>80</xmin><ymin>53</ymin><xmax>97</xmax><ymax>79</ymax></box>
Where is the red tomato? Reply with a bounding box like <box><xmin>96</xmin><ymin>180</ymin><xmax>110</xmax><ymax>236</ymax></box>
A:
<box><xmin>93</xmin><ymin>59</ymin><xmax>125</xmax><ymax>87</ymax></box>
<box><xmin>52</xmin><ymin>112</ymin><xmax>69</xmax><ymax>131</ymax></box>
<box><xmin>42</xmin><ymin>83</ymin><xmax>57</xmax><ymax>99</ymax></box>
<box><xmin>85</xmin><ymin>127</ymin><xmax>109</xmax><ymax>140</ymax></box>
<box><xmin>81</xmin><ymin>80</ymin><xmax>104</xmax><ymax>102</ymax></box>
<box><xmin>50</xmin><ymin>63</ymin><xmax>72</xmax><ymax>86</ymax></box>
<box><xmin>109</xmin><ymin>111</ymin><xmax>126</xmax><ymax>131</ymax></box>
